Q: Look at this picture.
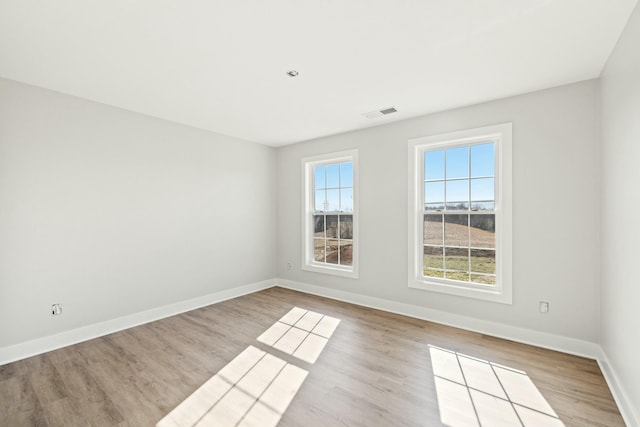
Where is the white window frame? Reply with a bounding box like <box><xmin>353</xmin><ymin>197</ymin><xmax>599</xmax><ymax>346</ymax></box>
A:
<box><xmin>407</xmin><ymin>123</ymin><xmax>512</xmax><ymax>304</ymax></box>
<box><xmin>302</xmin><ymin>150</ymin><xmax>359</xmax><ymax>279</ymax></box>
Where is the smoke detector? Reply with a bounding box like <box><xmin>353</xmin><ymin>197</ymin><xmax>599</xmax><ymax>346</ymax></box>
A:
<box><xmin>363</xmin><ymin>106</ymin><xmax>398</xmax><ymax>119</ymax></box>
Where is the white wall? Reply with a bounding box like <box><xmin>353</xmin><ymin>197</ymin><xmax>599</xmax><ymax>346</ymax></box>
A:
<box><xmin>600</xmin><ymin>3</ymin><xmax>640</xmax><ymax>424</ymax></box>
<box><xmin>277</xmin><ymin>80</ymin><xmax>600</xmax><ymax>343</ymax></box>
<box><xmin>0</xmin><ymin>78</ymin><xmax>276</xmax><ymax>348</ymax></box>
<box><xmin>0</xmin><ymin>76</ymin><xmax>604</xmax><ymax>360</ymax></box>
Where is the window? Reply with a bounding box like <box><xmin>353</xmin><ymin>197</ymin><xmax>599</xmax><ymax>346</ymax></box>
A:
<box><xmin>303</xmin><ymin>150</ymin><xmax>358</xmax><ymax>278</ymax></box>
<box><xmin>408</xmin><ymin>124</ymin><xmax>512</xmax><ymax>303</ymax></box>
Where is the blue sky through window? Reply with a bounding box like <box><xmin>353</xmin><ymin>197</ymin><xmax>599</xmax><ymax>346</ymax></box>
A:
<box><xmin>425</xmin><ymin>150</ymin><xmax>444</xmax><ymax>180</ymax></box>
<box><xmin>471</xmin><ymin>178</ymin><xmax>494</xmax><ymax>201</ymax></box>
<box><xmin>424</xmin><ymin>142</ymin><xmax>495</xmax><ymax>181</ymax></box>
<box><xmin>446</xmin><ymin>181</ymin><xmax>468</xmax><ymax>203</ymax></box>
<box><xmin>314</xmin><ymin>166</ymin><xmax>326</xmax><ymax>190</ymax></box>
<box><xmin>423</xmin><ymin>142</ymin><xmax>495</xmax><ymax>210</ymax></box>
<box><xmin>314</xmin><ymin>161</ymin><xmax>353</xmax><ymax>212</ymax></box>
<box><xmin>446</xmin><ymin>146</ymin><xmax>469</xmax><ymax>179</ymax></box>
<box><xmin>471</xmin><ymin>143</ymin><xmax>494</xmax><ymax>177</ymax></box>
<box><xmin>340</xmin><ymin>163</ymin><xmax>353</xmax><ymax>187</ymax></box>
<box><xmin>326</xmin><ymin>164</ymin><xmax>340</xmax><ymax>188</ymax></box>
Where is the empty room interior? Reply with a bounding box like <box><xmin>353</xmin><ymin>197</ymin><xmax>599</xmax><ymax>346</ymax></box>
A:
<box><xmin>1</xmin><ymin>1</ymin><xmax>639</xmax><ymax>426</ymax></box>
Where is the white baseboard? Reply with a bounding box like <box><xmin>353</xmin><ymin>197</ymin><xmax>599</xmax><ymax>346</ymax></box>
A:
<box><xmin>597</xmin><ymin>348</ymin><xmax>638</xmax><ymax>427</ymax></box>
<box><xmin>275</xmin><ymin>278</ymin><xmax>600</xmax><ymax>359</ymax></box>
<box><xmin>0</xmin><ymin>279</ymin><xmax>276</xmax><ymax>366</ymax></box>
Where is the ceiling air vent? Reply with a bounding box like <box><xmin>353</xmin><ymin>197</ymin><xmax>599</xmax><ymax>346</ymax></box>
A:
<box><xmin>363</xmin><ymin>106</ymin><xmax>398</xmax><ymax>119</ymax></box>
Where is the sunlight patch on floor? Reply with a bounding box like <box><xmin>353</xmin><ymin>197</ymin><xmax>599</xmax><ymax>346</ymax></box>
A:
<box><xmin>157</xmin><ymin>346</ymin><xmax>307</xmax><ymax>427</ymax></box>
<box><xmin>257</xmin><ymin>307</ymin><xmax>340</xmax><ymax>364</ymax></box>
<box><xmin>429</xmin><ymin>345</ymin><xmax>564</xmax><ymax>427</ymax></box>
<box><xmin>157</xmin><ymin>307</ymin><xmax>340</xmax><ymax>427</ymax></box>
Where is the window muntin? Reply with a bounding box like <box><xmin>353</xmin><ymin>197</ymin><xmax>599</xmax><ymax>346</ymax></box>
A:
<box><xmin>303</xmin><ymin>151</ymin><xmax>358</xmax><ymax>278</ymax></box>
<box><xmin>422</xmin><ymin>142</ymin><xmax>496</xmax><ymax>285</ymax></box>
<box><xmin>408</xmin><ymin>123</ymin><xmax>512</xmax><ymax>304</ymax></box>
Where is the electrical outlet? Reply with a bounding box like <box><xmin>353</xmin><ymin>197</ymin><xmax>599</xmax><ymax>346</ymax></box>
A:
<box><xmin>51</xmin><ymin>304</ymin><xmax>62</xmax><ymax>316</ymax></box>
<box><xmin>287</xmin><ymin>262</ymin><xmax>292</xmax><ymax>270</ymax></box>
<box><xmin>539</xmin><ymin>301</ymin><xmax>549</xmax><ymax>313</ymax></box>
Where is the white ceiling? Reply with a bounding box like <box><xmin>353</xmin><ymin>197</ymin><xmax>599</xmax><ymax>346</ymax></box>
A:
<box><xmin>0</xmin><ymin>0</ymin><xmax>636</xmax><ymax>146</ymax></box>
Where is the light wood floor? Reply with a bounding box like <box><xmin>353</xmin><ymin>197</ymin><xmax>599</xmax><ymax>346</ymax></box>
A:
<box><xmin>0</xmin><ymin>287</ymin><xmax>625</xmax><ymax>427</ymax></box>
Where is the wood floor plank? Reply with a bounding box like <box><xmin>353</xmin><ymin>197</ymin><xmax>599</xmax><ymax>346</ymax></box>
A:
<box><xmin>0</xmin><ymin>287</ymin><xmax>626</xmax><ymax>427</ymax></box>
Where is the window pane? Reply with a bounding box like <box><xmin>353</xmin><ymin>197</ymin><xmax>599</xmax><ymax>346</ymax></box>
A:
<box><xmin>315</xmin><ymin>190</ymin><xmax>326</xmax><ymax>212</ymax></box>
<box><xmin>445</xmin><ymin>247</ymin><xmax>469</xmax><ymax>282</ymax></box>
<box><xmin>326</xmin><ymin>164</ymin><xmax>340</xmax><ymax>188</ymax></box>
<box><xmin>425</xmin><ymin>150</ymin><xmax>445</xmax><ymax>180</ymax></box>
<box><xmin>326</xmin><ymin>239</ymin><xmax>339</xmax><ymax>264</ymax></box>
<box><xmin>313</xmin><ymin>215</ymin><xmax>325</xmax><ymax>237</ymax></box>
<box><xmin>326</xmin><ymin>215</ymin><xmax>338</xmax><ymax>238</ymax></box>
<box><xmin>470</xmin><ymin>214</ymin><xmax>495</xmax><ymax>248</ymax></box>
<box><xmin>425</xmin><ymin>181</ymin><xmax>444</xmax><ymax>205</ymax></box>
<box><xmin>339</xmin><ymin>240</ymin><xmax>353</xmax><ymax>266</ymax></box>
<box><xmin>424</xmin><ymin>245</ymin><xmax>443</xmax><ymax>270</ymax></box>
<box><xmin>446</xmin><ymin>180</ymin><xmax>469</xmax><ymax>209</ymax></box>
<box><xmin>471</xmin><ymin>201</ymin><xmax>495</xmax><ymax>211</ymax></box>
<box><xmin>471</xmin><ymin>274</ymin><xmax>496</xmax><ymax>285</ymax></box>
<box><xmin>424</xmin><ymin>214</ymin><xmax>443</xmax><ymax>246</ymax></box>
<box><xmin>326</xmin><ymin>189</ymin><xmax>340</xmax><ymax>212</ymax></box>
<box><xmin>425</xmin><ymin>203</ymin><xmax>444</xmax><ymax>211</ymax></box>
<box><xmin>340</xmin><ymin>188</ymin><xmax>353</xmax><ymax>212</ymax></box>
<box><xmin>470</xmin><ymin>249</ymin><xmax>496</xmax><ymax>275</ymax></box>
<box><xmin>446</xmin><ymin>271</ymin><xmax>470</xmax><ymax>282</ymax></box>
<box><xmin>340</xmin><ymin>162</ymin><xmax>353</xmax><ymax>187</ymax></box>
<box><xmin>444</xmin><ymin>214</ymin><xmax>469</xmax><ymax>247</ymax></box>
<box><xmin>314</xmin><ymin>165</ymin><xmax>326</xmax><ymax>189</ymax></box>
<box><xmin>446</xmin><ymin>146</ymin><xmax>469</xmax><ymax>179</ymax></box>
<box><xmin>339</xmin><ymin>215</ymin><xmax>353</xmax><ymax>239</ymax></box>
<box><xmin>471</xmin><ymin>178</ymin><xmax>494</xmax><ymax>203</ymax></box>
<box><xmin>314</xmin><ymin>239</ymin><xmax>325</xmax><ymax>262</ymax></box>
<box><xmin>424</xmin><ymin>269</ymin><xmax>445</xmax><ymax>279</ymax></box>
<box><xmin>470</xmin><ymin>143</ymin><xmax>494</xmax><ymax>177</ymax></box>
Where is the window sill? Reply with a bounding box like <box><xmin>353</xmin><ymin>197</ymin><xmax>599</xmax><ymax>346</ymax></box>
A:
<box><xmin>302</xmin><ymin>263</ymin><xmax>359</xmax><ymax>279</ymax></box>
<box><xmin>408</xmin><ymin>278</ymin><xmax>512</xmax><ymax>304</ymax></box>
